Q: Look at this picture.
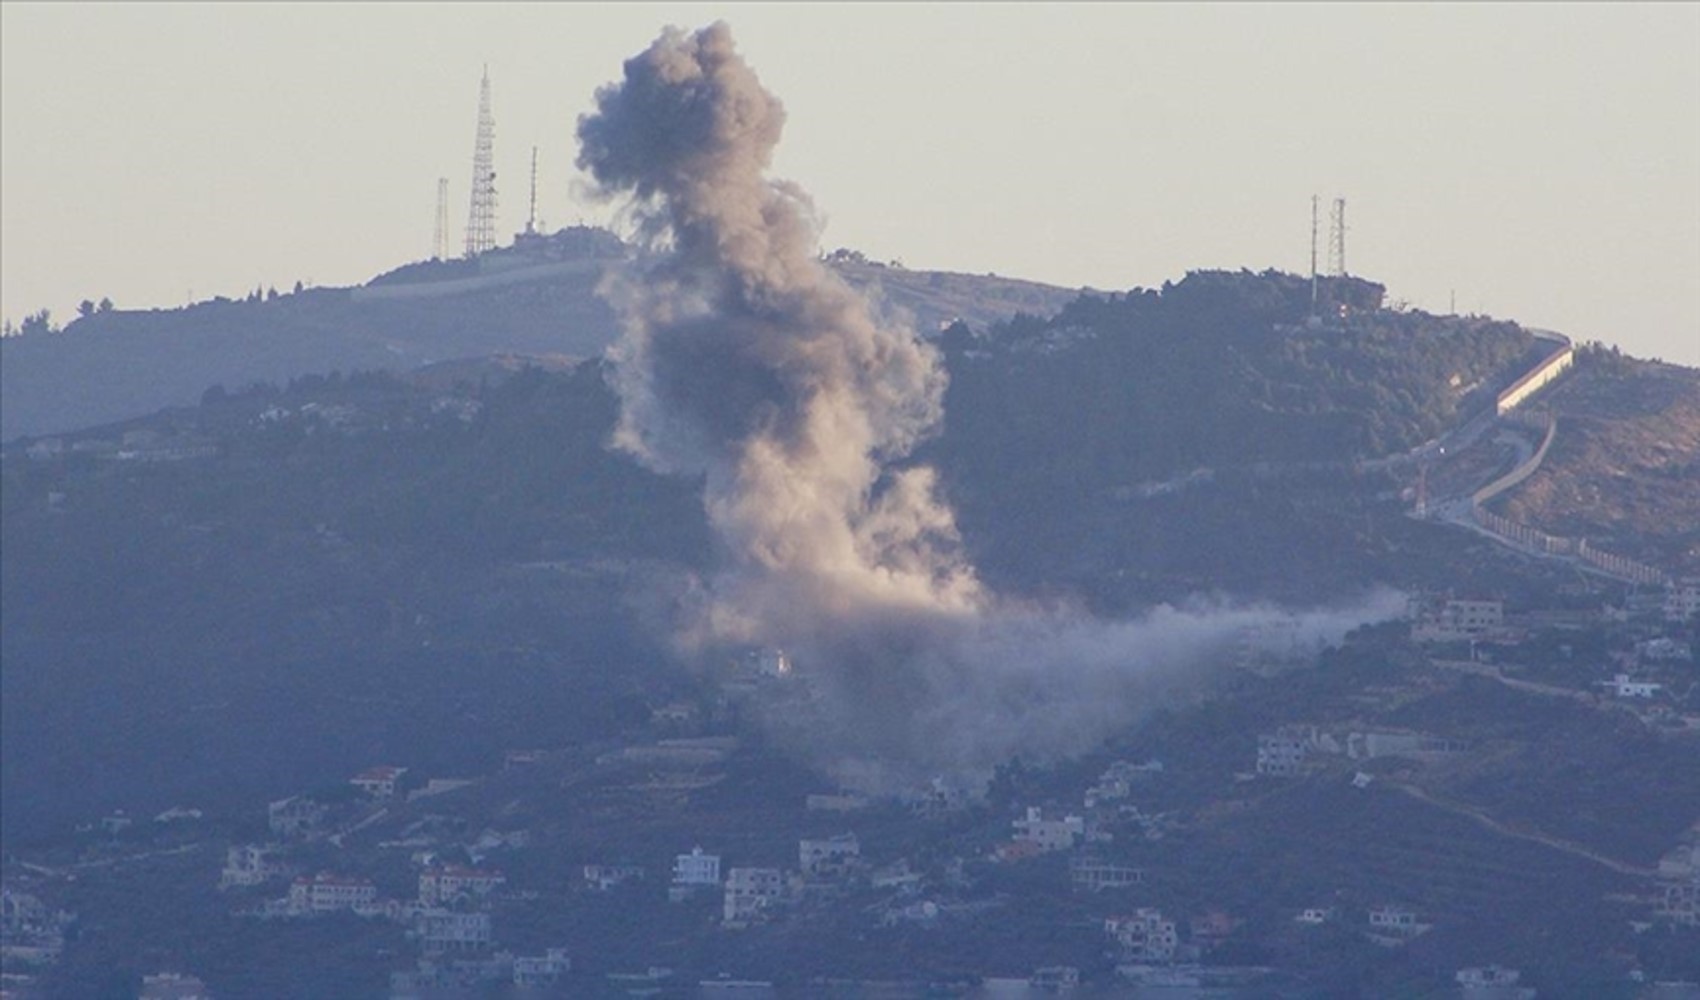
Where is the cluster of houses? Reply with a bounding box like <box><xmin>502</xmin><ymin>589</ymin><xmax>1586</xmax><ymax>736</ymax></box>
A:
<box><xmin>0</xmin><ymin>886</ymin><xmax>74</xmax><ymax>969</ymax></box>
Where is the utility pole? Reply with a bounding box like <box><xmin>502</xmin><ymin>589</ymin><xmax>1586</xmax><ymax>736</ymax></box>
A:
<box><xmin>1309</xmin><ymin>195</ymin><xmax>1320</xmax><ymax>316</ymax></box>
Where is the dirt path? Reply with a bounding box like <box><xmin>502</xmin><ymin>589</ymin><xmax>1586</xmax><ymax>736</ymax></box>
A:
<box><xmin>1387</xmin><ymin>780</ymin><xmax>1656</xmax><ymax>878</ymax></box>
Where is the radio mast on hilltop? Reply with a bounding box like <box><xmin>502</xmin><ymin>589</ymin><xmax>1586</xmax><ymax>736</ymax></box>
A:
<box><xmin>433</xmin><ymin>178</ymin><xmax>450</xmax><ymax>260</ymax></box>
<box><xmin>524</xmin><ymin>146</ymin><xmax>539</xmax><ymax>237</ymax></box>
<box><xmin>1309</xmin><ymin>195</ymin><xmax>1320</xmax><ymax>315</ymax></box>
<box><xmin>1328</xmin><ymin>197</ymin><xmax>1347</xmax><ymax>277</ymax></box>
<box><xmin>464</xmin><ymin>67</ymin><xmax>498</xmax><ymax>257</ymax></box>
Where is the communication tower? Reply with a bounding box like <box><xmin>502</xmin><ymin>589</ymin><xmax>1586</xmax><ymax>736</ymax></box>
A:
<box><xmin>1327</xmin><ymin>197</ymin><xmax>1347</xmax><ymax>277</ymax></box>
<box><xmin>1309</xmin><ymin>195</ymin><xmax>1320</xmax><ymax>315</ymax></box>
<box><xmin>464</xmin><ymin>67</ymin><xmax>498</xmax><ymax>257</ymax></box>
<box><xmin>433</xmin><ymin>178</ymin><xmax>450</xmax><ymax>260</ymax></box>
<box><xmin>524</xmin><ymin>146</ymin><xmax>540</xmax><ymax>236</ymax></box>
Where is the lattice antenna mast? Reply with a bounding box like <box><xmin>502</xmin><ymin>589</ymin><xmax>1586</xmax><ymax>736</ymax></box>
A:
<box><xmin>1309</xmin><ymin>195</ymin><xmax>1320</xmax><ymax>315</ymax></box>
<box><xmin>1328</xmin><ymin>197</ymin><xmax>1347</xmax><ymax>277</ymax></box>
<box><xmin>433</xmin><ymin>178</ymin><xmax>450</xmax><ymax>260</ymax></box>
<box><xmin>524</xmin><ymin>146</ymin><xmax>539</xmax><ymax>236</ymax></box>
<box><xmin>464</xmin><ymin>66</ymin><xmax>498</xmax><ymax>257</ymax></box>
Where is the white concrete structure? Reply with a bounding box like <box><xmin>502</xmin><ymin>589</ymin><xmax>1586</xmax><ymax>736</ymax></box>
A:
<box><xmin>349</xmin><ymin>765</ymin><xmax>407</xmax><ymax>799</ymax></box>
<box><xmin>583</xmin><ymin>864</ymin><xmax>645</xmax><ymax>892</ymax></box>
<box><xmin>670</xmin><ymin>847</ymin><xmax>721</xmax><ymax>901</ymax></box>
<box><xmin>1070</xmin><ymin>858</ymin><xmax>1143</xmax><ymax>891</ymax></box>
<box><xmin>1012</xmin><ymin>807</ymin><xmax>1085</xmax><ymax>852</ymax></box>
<box><xmin>288</xmin><ymin>873</ymin><xmax>377</xmax><ymax>914</ymax></box>
<box><xmin>418</xmin><ymin>865</ymin><xmax>505</xmax><ymax>906</ymax></box>
<box><xmin>414</xmin><ymin>908</ymin><xmax>493</xmax><ymax>951</ymax></box>
<box><xmin>1104</xmin><ymin>909</ymin><xmax>1177</xmax><ymax>962</ymax></box>
<box><xmin>1256</xmin><ymin>731</ymin><xmax>1309</xmax><ymax>777</ymax></box>
<box><xmin>798</xmin><ymin>834</ymin><xmax>860</xmax><ymax>877</ymax></box>
<box><xmin>1603</xmin><ymin>674</ymin><xmax>1663</xmax><ymax>699</ymax></box>
<box><xmin>1412</xmin><ymin>599</ymin><xmax>1505</xmax><ymax>642</ymax></box>
<box><xmin>512</xmin><ymin>948</ymin><xmax>572</xmax><ymax>987</ymax></box>
<box><xmin>219</xmin><ymin>844</ymin><xmax>284</xmax><ymax>889</ymax></box>
<box><xmin>723</xmin><ymin>868</ymin><xmax>784</xmax><ymax>924</ymax></box>
<box><xmin>1664</xmin><ymin>579</ymin><xmax>1700</xmax><ymax>622</ymax></box>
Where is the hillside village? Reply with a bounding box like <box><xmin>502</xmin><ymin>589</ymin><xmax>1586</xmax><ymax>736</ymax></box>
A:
<box><xmin>3</xmin><ymin>577</ymin><xmax>1696</xmax><ymax>997</ymax></box>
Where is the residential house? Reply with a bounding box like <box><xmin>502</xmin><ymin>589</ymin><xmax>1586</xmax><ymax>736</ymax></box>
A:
<box><xmin>1295</xmin><ymin>907</ymin><xmax>1335</xmax><ymax>925</ymax></box>
<box><xmin>350</xmin><ymin>765</ymin><xmax>407</xmax><ymax>799</ymax></box>
<box><xmin>219</xmin><ymin>844</ymin><xmax>284</xmax><ymax>889</ymax></box>
<box><xmin>723</xmin><ymin>867</ymin><xmax>784</xmax><ymax>925</ymax></box>
<box><xmin>1411</xmin><ymin>598</ymin><xmax>1504</xmax><ymax>642</ymax></box>
<box><xmin>1366</xmin><ymin>904</ymin><xmax>1431</xmax><ymax>945</ymax></box>
<box><xmin>1256</xmin><ymin>730</ymin><xmax>1309</xmax><ymax>777</ymax></box>
<box><xmin>1031</xmin><ymin>966</ymin><xmax>1080</xmax><ymax>992</ymax></box>
<box><xmin>511</xmin><ymin>948</ymin><xmax>571</xmax><ymax>988</ymax></box>
<box><xmin>1070</xmin><ymin>857</ymin><xmax>1143</xmax><ymax>892</ymax></box>
<box><xmin>414</xmin><ymin>908</ymin><xmax>493</xmax><ymax>952</ymax></box>
<box><xmin>583</xmin><ymin>864</ymin><xmax>645</xmax><ymax>892</ymax></box>
<box><xmin>671</xmin><ymin>847</ymin><xmax>721</xmax><ymax>901</ymax></box>
<box><xmin>418</xmin><ymin>865</ymin><xmax>505</xmax><ymax>906</ymax></box>
<box><xmin>799</xmin><ymin>833</ymin><xmax>860</xmax><ymax>878</ymax></box>
<box><xmin>287</xmin><ymin>873</ymin><xmax>377</xmax><ymax>915</ymax></box>
<box><xmin>1012</xmin><ymin>807</ymin><xmax>1085</xmax><ymax>853</ymax></box>
<box><xmin>1638</xmin><ymin>638</ymin><xmax>1693</xmax><ymax>663</ymax></box>
<box><xmin>1105</xmin><ymin>909</ymin><xmax>1178</xmax><ymax>962</ymax></box>
<box><xmin>137</xmin><ymin>972</ymin><xmax>213</xmax><ymax>1000</ymax></box>
<box><xmin>1602</xmin><ymin>674</ymin><xmax>1663</xmax><ymax>699</ymax></box>
<box><xmin>1664</xmin><ymin>579</ymin><xmax>1700</xmax><ymax>622</ymax></box>
<box><xmin>1456</xmin><ymin>965</ymin><xmax>1535</xmax><ymax>1000</ymax></box>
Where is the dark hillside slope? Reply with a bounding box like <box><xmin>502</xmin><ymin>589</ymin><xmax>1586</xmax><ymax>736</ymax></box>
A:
<box><xmin>0</xmin><ymin>233</ymin><xmax>1079</xmax><ymax>439</ymax></box>
<box><xmin>0</xmin><ymin>271</ymin><xmax>1606</xmax><ymax>841</ymax></box>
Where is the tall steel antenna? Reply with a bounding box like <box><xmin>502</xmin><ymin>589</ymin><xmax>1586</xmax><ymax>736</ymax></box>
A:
<box><xmin>524</xmin><ymin>146</ymin><xmax>539</xmax><ymax>236</ymax></box>
<box><xmin>464</xmin><ymin>66</ymin><xmax>497</xmax><ymax>257</ymax></box>
<box><xmin>433</xmin><ymin>177</ymin><xmax>450</xmax><ymax>260</ymax></box>
<box><xmin>1309</xmin><ymin>195</ymin><xmax>1320</xmax><ymax>315</ymax></box>
<box><xmin>1328</xmin><ymin>197</ymin><xmax>1347</xmax><ymax>277</ymax></box>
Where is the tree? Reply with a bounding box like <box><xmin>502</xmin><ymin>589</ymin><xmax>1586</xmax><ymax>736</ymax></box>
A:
<box><xmin>97</xmin><ymin>297</ymin><xmax>114</xmax><ymax>313</ymax></box>
<box><xmin>19</xmin><ymin>309</ymin><xmax>56</xmax><ymax>336</ymax></box>
<box><xmin>77</xmin><ymin>299</ymin><xmax>96</xmax><ymax>318</ymax></box>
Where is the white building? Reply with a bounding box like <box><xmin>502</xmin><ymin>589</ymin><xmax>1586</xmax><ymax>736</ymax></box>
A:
<box><xmin>1104</xmin><ymin>909</ymin><xmax>1177</xmax><ymax>962</ymax></box>
<box><xmin>512</xmin><ymin>948</ymin><xmax>572</xmax><ymax>987</ymax></box>
<box><xmin>799</xmin><ymin>833</ymin><xmax>860</xmax><ymax>877</ymax></box>
<box><xmin>1366</xmin><ymin>904</ymin><xmax>1431</xmax><ymax>944</ymax></box>
<box><xmin>1295</xmin><ymin>907</ymin><xmax>1335</xmax><ymax>925</ymax></box>
<box><xmin>1012</xmin><ymin>807</ymin><xmax>1085</xmax><ymax>853</ymax></box>
<box><xmin>671</xmin><ymin>848</ymin><xmax>721</xmax><ymax>901</ymax></box>
<box><xmin>1256</xmin><ymin>731</ymin><xmax>1309</xmax><ymax>777</ymax></box>
<box><xmin>1602</xmin><ymin>674</ymin><xmax>1663</xmax><ymax>699</ymax></box>
<box><xmin>1070</xmin><ymin>858</ymin><xmax>1143</xmax><ymax>892</ymax></box>
<box><xmin>1456</xmin><ymin>964</ymin><xmax>1536</xmax><ymax>1000</ymax></box>
<box><xmin>350</xmin><ymin>765</ymin><xmax>407</xmax><ymax>799</ymax></box>
<box><xmin>288</xmin><ymin>873</ymin><xmax>377</xmax><ymax>914</ymax></box>
<box><xmin>723</xmin><ymin>867</ymin><xmax>784</xmax><ymax>924</ymax></box>
<box><xmin>583</xmin><ymin>864</ymin><xmax>645</xmax><ymax>892</ymax></box>
<box><xmin>219</xmin><ymin>844</ymin><xmax>284</xmax><ymax>889</ymax></box>
<box><xmin>1663</xmin><ymin>579</ymin><xmax>1700</xmax><ymax>622</ymax></box>
<box><xmin>1411</xmin><ymin>599</ymin><xmax>1504</xmax><ymax>642</ymax></box>
<box><xmin>418</xmin><ymin>865</ymin><xmax>506</xmax><ymax>906</ymax></box>
<box><xmin>414</xmin><ymin>907</ymin><xmax>493</xmax><ymax>951</ymax></box>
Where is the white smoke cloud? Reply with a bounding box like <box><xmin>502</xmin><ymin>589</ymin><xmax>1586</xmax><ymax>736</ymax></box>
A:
<box><xmin>578</xmin><ymin>23</ymin><xmax>1402</xmax><ymax>791</ymax></box>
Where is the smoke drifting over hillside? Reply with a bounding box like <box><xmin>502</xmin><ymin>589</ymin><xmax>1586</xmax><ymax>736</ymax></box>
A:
<box><xmin>578</xmin><ymin>23</ymin><xmax>1400</xmax><ymax>788</ymax></box>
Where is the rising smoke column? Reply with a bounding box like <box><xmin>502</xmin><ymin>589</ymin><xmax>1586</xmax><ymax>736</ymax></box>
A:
<box><xmin>578</xmin><ymin>24</ymin><xmax>1401</xmax><ymax>787</ymax></box>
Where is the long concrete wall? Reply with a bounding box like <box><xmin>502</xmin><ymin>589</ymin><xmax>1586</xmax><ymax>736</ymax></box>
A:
<box><xmin>1496</xmin><ymin>333</ymin><xmax>1574</xmax><ymax>415</ymax></box>
<box><xmin>1471</xmin><ymin>415</ymin><xmax>1558</xmax><ymax>508</ymax></box>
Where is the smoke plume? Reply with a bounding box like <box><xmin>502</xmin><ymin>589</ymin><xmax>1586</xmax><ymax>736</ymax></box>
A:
<box><xmin>578</xmin><ymin>23</ymin><xmax>1400</xmax><ymax>790</ymax></box>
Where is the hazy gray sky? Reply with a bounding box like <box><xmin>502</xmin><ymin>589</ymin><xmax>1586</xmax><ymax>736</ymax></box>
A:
<box><xmin>3</xmin><ymin>3</ymin><xmax>1696</xmax><ymax>364</ymax></box>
